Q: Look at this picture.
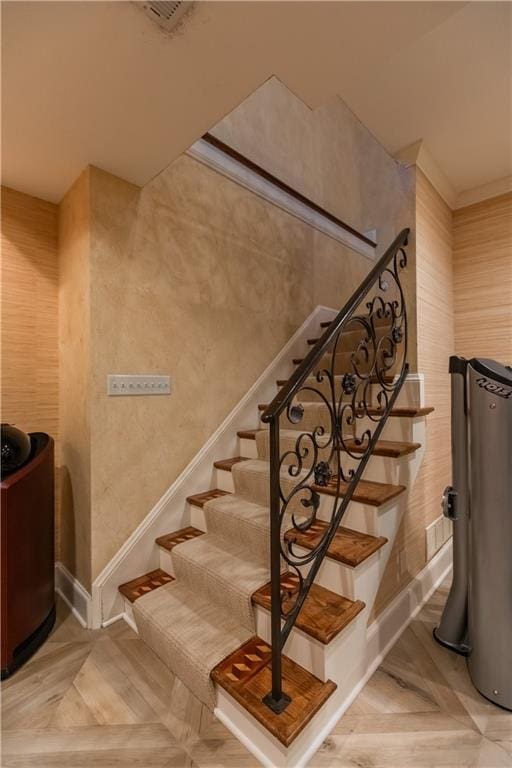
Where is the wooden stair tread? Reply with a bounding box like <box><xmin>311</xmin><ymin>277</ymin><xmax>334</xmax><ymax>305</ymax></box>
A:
<box><xmin>155</xmin><ymin>526</ymin><xmax>204</xmax><ymax>551</ymax></box>
<box><xmin>187</xmin><ymin>488</ymin><xmax>230</xmax><ymax>508</ymax></box>
<box><xmin>319</xmin><ymin>318</ymin><xmax>389</xmax><ymax>329</ymax></box>
<box><xmin>343</xmin><ymin>438</ymin><xmax>421</xmax><ymax>458</ymax></box>
<box><xmin>364</xmin><ymin>406</ymin><xmax>434</xmax><ymax>418</ymax></box>
<box><xmin>263</xmin><ymin>402</ymin><xmax>433</xmax><ymax>421</ymax></box>
<box><xmin>214</xmin><ymin>454</ymin><xmax>405</xmax><ymax>506</ymax></box>
<box><xmin>213</xmin><ymin>456</ymin><xmax>249</xmax><ymax>471</ymax></box>
<box><xmin>285</xmin><ymin>521</ymin><xmax>387</xmax><ymax>567</ymax></box>
<box><xmin>119</xmin><ymin>569</ymin><xmax>174</xmax><ymax>603</ymax></box>
<box><xmin>312</xmin><ymin>475</ymin><xmax>405</xmax><ymax>506</ymax></box>
<box><xmin>211</xmin><ymin>636</ymin><xmax>336</xmax><ymax>747</ymax></box>
<box><xmin>237</xmin><ymin>429</ymin><xmax>259</xmax><ymax>440</ymax></box>
<box><xmin>252</xmin><ymin>573</ymin><xmax>365</xmax><ymax>644</ymax></box>
<box><xmin>289</xmin><ymin>364</ymin><xmax>395</xmax><ymax>382</ymax></box>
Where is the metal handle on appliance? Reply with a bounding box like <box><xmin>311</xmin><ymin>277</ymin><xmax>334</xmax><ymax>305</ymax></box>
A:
<box><xmin>441</xmin><ymin>486</ymin><xmax>458</xmax><ymax>521</ymax></box>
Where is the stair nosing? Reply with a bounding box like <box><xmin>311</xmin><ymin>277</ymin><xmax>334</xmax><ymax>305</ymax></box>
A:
<box><xmin>252</xmin><ymin>573</ymin><xmax>365</xmax><ymax>645</ymax></box>
<box><xmin>211</xmin><ymin>635</ymin><xmax>337</xmax><ymax>747</ymax></box>
<box><xmin>284</xmin><ymin>522</ymin><xmax>388</xmax><ymax>568</ymax></box>
<box><xmin>214</xmin><ymin>456</ymin><xmax>406</xmax><ymax>507</ymax></box>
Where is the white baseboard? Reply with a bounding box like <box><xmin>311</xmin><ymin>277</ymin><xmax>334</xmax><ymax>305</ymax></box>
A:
<box><xmin>54</xmin><ymin>562</ymin><xmax>92</xmax><ymax>628</ymax></box>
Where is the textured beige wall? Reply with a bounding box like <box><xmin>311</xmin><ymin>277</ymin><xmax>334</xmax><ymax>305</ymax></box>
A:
<box><xmin>56</xmin><ymin>79</ymin><xmax>415</xmax><ymax>584</ymax></box>
<box><xmin>211</xmin><ymin>77</ymin><xmax>417</xmax><ymax>363</ymax></box>
<box><xmin>454</xmin><ymin>192</ymin><xmax>512</xmax><ymax>361</ymax></box>
<box><xmin>88</xmin><ymin>151</ymin><xmax>411</xmax><ymax>579</ymax></box>
<box><xmin>59</xmin><ymin>170</ymin><xmax>92</xmax><ymax>589</ymax></box>
<box><xmin>374</xmin><ymin>169</ymin><xmax>454</xmax><ymax>614</ymax></box>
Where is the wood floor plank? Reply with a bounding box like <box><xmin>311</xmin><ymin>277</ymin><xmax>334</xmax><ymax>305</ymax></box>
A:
<box><xmin>2</xmin><ymin>592</ymin><xmax>504</xmax><ymax>768</ymax></box>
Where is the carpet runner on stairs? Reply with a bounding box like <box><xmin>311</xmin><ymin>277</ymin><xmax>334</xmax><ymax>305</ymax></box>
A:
<box><xmin>118</xmin><ymin>313</ymin><xmax>433</xmax><ymax>748</ymax></box>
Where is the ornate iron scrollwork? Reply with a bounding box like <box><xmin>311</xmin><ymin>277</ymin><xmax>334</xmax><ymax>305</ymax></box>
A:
<box><xmin>261</xmin><ymin>229</ymin><xmax>410</xmax><ymax>713</ymax></box>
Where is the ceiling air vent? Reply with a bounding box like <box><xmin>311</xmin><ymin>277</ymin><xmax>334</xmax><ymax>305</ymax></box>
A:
<box><xmin>140</xmin><ymin>1</ymin><xmax>193</xmax><ymax>33</ymax></box>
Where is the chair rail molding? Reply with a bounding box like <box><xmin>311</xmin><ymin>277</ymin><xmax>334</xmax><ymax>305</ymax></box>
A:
<box><xmin>186</xmin><ymin>134</ymin><xmax>377</xmax><ymax>260</ymax></box>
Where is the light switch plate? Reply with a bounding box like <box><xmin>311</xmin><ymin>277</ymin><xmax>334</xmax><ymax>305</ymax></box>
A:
<box><xmin>107</xmin><ymin>374</ymin><xmax>171</xmax><ymax>396</ymax></box>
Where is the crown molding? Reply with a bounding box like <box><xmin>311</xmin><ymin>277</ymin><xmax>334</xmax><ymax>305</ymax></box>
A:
<box><xmin>395</xmin><ymin>140</ymin><xmax>457</xmax><ymax>209</ymax></box>
<box><xmin>454</xmin><ymin>175</ymin><xmax>512</xmax><ymax>210</ymax></box>
<box><xmin>396</xmin><ymin>140</ymin><xmax>511</xmax><ymax>211</ymax></box>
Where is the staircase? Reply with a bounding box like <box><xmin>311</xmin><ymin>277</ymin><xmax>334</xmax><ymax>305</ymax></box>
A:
<box><xmin>117</xmin><ymin>229</ymin><xmax>433</xmax><ymax>765</ymax></box>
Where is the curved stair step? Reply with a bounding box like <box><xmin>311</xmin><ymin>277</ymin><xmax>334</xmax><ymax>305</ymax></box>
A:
<box><xmin>225</xmin><ymin>450</ymin><xmax>405</xmax><ymax>506</ymax></box>
<box><xmin>152</xmin><ymin>524</ymin><xmax>365</xmax><ymax>647</ymax></box>
<box><xmin>189</xmin><ymin>480</ymin><xmax>387</xmax><ymax>569</ymax></box>
<box><xmin>285</xmin><ymin>520</ymin><xmax>387</xmax><ymax>567</ymax></box>
<box><xmin>212</xmin><ymin>636</ymin><xmax>336</xmax><ymax>747</ymax></box>
<box><xmin>119</xmin><ymin>571</ymin><xmax>338</xmax><ymax>743</ymax></box>
<box><xmin>252</xmin><ymin>572</ymin><xmax>365</xmax><ymax>645</ymax></box>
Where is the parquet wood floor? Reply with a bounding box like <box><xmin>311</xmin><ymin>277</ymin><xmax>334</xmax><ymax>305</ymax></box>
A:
<box><xmin>2</xmin><ymin>581</ymin><xmax>511</xmax><ymax>767</ymax></box>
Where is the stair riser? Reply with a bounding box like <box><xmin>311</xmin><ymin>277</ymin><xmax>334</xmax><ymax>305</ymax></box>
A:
<box><xmin>256</xmin><ymin>429</ymin><xmax>340</xmax><ymax>468</ymax></box>
<box><xmin>122</xmin><ymin>597</ymin><xmax>138</xmax><ymax>633</ymax></box>
<box><xmin>288</xmin><ymin>543</ymin><xmax>382</xmax><ymax>606</ymax></box>
<box><xmin>170</xmin><ymin>546</ymin><xmax>263</xmax><ymax>633</ymax></box>
<box><xmin>313</xmin><ymin>351</ymin><xmax>401</xmax><ymax>377</ymax></box>
<box><xmin>236</xmin><ymin>451</ymin><xmax>412</xmax><ymax>486</ymax></box>
<box><xmin>316</xmin><ymin>494</ymin><xmax>380</xmax><ymax>536</ymax></box>
<box><xmin>203</xmin><ymin>470</ymin><xmax>404</xmax><ymax>545</ymax></box>
<box><xmin>253</xmin><ymin>429</ymin><xmax>418</xmax><ymax>479</ymax></box>
<box><xmin>158</xmin><ymin>546</ymin><xmax>175</xmax><ymax>576</ymax></box>
<box><xmin>357</xmin><ymin>414</ymin><xmax>426</xmax><ymax>443</ymax></box>
<box><xmin>254</xmin><ymin>604</ymin><xmax>367</xmax><ymax>683</ymax></box>
<box><xmin>232</xmin><ymin>465</ymin><xmax>325</xmax><ymax>519</ymax></box>
<box><xmin>189</xmin><ymin>502</ymin><xmax>207</xmax><ymax>532</ymax></box>
<box><xmin>239</xmin><ymin>437</ymin><xmax>259</xmax><ymax>459</ymax></box>
<box><xmin>216</xmin><ymin>468</ymin><xmax>235</xmax><ymax>492</ymax></box>
<box><xmin>267</xmin><ymin>377</ymin><xmax>422</xmax><ymax>421</ymax></box>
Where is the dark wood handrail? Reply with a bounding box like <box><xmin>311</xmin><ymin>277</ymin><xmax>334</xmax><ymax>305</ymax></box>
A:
<box><xmin>202</xmin><ymin>132</ymin><xmax>376</xmax><ymax>249</ymax></box>
<box><xmin>261</xmin><ymin>227</ymin><xmax>410</xmax><ymax>424</ymax></box>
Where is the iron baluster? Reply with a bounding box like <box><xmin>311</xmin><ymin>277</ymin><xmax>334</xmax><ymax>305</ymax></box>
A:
<box><xmin>261</xmin><ymin>228</ymin><xmax>410</xmax><ymax>713</ymax></box>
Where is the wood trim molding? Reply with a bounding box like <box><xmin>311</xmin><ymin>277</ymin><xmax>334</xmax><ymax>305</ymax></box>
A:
<box><xmin>455</xmin><ymin>175</ymin><xmax>512</xmax><ymax>209</ymax></box>
<box><xmin>396</xmin><ymin>140</ymin><xmax>457</xmax><ymax>209</ymax></box>
<box><xmin>54</xmin><ymin>562</ymin><xmax>92</xmax><ymax>628</ymax></box>
<box><xmin>186</xmin><ymin>134</ymin><xmax>377</xmax><ymax>260</ymax></box>
<box><xmin>396</xmin><ymin>140</ymin><xmax>511</xmax><ymax>211</ymax></box>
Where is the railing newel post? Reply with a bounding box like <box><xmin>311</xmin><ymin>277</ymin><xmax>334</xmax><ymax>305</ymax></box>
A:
<box><xmin>261</xmin><ymin>228</ymin><xmax>410</xmax><ymax>715</ymax></box>
<box><xmin>262</xmin><ymin>414</ymin><xmax>291</xmax><ymax>714</ymax></box>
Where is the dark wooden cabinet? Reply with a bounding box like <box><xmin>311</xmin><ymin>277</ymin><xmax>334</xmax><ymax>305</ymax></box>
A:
<box><xmin>1</xmin><ymin>433</ymin><xmax>55</xmax><ymax>678</ymax></box>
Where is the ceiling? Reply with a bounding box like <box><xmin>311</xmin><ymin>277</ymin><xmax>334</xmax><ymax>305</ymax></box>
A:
<box><xmin>2</xmin><ymin>1</ymin><xmax>510</xmax><ymax>204</ymax></box>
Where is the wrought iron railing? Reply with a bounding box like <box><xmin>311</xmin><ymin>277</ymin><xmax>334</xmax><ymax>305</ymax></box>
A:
<box><xmin>261</xmin><ymin>228</ymin><xmax>410</xmax><ymax>713</ymax></box>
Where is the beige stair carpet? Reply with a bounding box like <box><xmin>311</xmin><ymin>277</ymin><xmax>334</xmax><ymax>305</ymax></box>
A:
<box><xmin>171</xmin><ymin>533</ymin><xmax>270</xmax><ymax>631</ymax></box>
<box><xmin>133</xmin><ymin>580</ymin><xmax>251</xmax><ymax>708</ymax></box>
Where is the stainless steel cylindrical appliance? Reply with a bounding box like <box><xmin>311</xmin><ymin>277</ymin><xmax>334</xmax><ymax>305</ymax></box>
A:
<box><xmin>435</xmin><ymin>356</ymin><xmax>512</xmax><ymax>711</ymax></box>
